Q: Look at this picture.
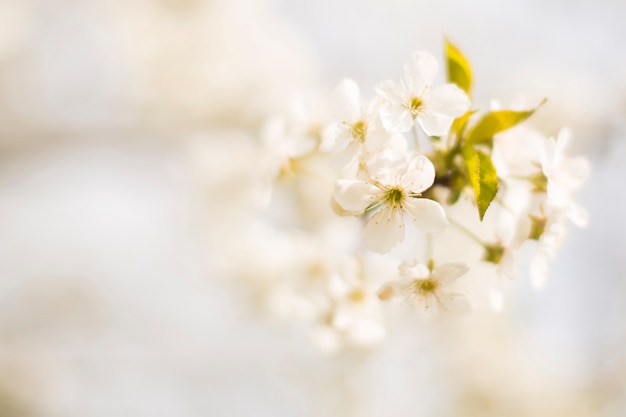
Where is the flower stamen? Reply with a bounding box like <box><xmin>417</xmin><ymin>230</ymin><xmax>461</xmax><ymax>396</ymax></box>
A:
<box><xmin>350</xmin><ymin>120</ymin><xmax>368</xmax><ymax>143</ymax></box>
<box><xmin>384</xmin><ymin>187</ymin><xmax>405</xmax><ymax>208</ymax></box>
<box><xmin>409</xmin><ymin>96</ymin><xmax>423</xmax><ymax>117</ymax></box>
<box><xmin>413</xmin><ymin>278</ymin><xmax>439</xmax><ymax>295</ymax></box>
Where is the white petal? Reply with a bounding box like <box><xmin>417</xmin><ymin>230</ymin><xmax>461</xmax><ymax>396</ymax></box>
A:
<box><xmin>398</xmin><ymin>260</ymin><xmax>429</xmax><ymax>279</ymax></box>
<box><xmin>387</xmin><ymin>133</ymin><xmax>410</xmax><ymax>153</ymax></box>
<box><xmin>568</xmin><ymin>204</ymin><xmax>588</xmax><ymax>228</ymax></box>
<box><xmin>546</xmin><ymin>182</ymin><xmax>571</xmax><ymax>207</ymax></box>
<box><xmin>330</xmin><ymin>78</ymin><xmax>361</xmax><ymax>122</ymax></box>
<box><xmin>497</xmin><ymin>250</ymin><xmax>517</xmax><ymax>280</ymax></box>
<box><xmin>366</xmin><ymin>150</ymin><xmax>408</xmax><ymax>184</ymax></box>
<box><xmin>377</xmin><ymin>279</ymin><xmax>413</xmax><ymax>300</ymax></box>
<box><xmin>415</xmin><ymin>293</ymin><xmax>439</xmax><ymax>319</ymax></box>
<box><xmin>329</xmin><ymin>128</ymin><xmax>352</xmax><ymax>152</ymax></box>
<box><xmin>364</xmin><ymin>205</ymin><xmax>405</xmax><ymax>253</ymax></box>
<box><xmin>416</xmin><ymin>109</ymin><xmax>454</xmax><ymax>137</ymax></box>
<box><xmin>438</xmin><ymin>292</ymin><xmax>471</xmax><ymax>314</ymax></box>
<box><xmin>404</xmin><ymin>198</ymin><xmax>449</xmax><ymax>233</ymax></box>
<box><xmin>333</xmin><ymin>141</ymin><xmax>360</xmax><ymax>170</ymax></box>
<box><xmin>555</xmin><ymin>127</ymin><xmax>573</xmax><ymax>153</ymax></box>
<box><xmin>541</xmin><ymin>137</ymin><xmax>556</xmax><ymax>176</ymax></box>
<box><xmin>402</xmin><ymin>155</ymin><xmax>436</xmax><ymax>193</ymax></box>
<box><xmin>433</xmin><ymin>263</ymin><xmax>469</xmax><ymax>285</ymax></box>
<box><xmin>380</xmin><ymin>103</ymin><xmax>414</xmax><ymax>133</ymax></box>
<box><xmin>558</xmin><ymin>157</ymin><xmax>590</xmax><ymax>189</ymax></box>
<box><xmin>375</xmin><ymin>80</ymin><xmax>404</xmax><ymax>105</ymax></box>
<box><xmin>424</xmin><ymin>84</ymin><xmax>470</xmax><ymax>117</ymax></box>
<box><xmin>363</xmin><ymin>123</ymin><xmax>390</xmax><ymax>153</ymax></box>
<box><xmin>333</xmin><ymin>179</ymin><xmax>380</xmax><ymax>212</ymax></box>
<box><xmin>403</xmin><ymin>51</ymin><xmax>437</xmax><ymax>92</ymax></box>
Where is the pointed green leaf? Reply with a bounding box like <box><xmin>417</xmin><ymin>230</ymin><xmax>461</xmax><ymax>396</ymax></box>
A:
<box><xmin>465</xmin><ymin>99</ymin><xmax>546</xmax><ymax>147</ymax></box>
<box><xmin>445</xmin><ymin>39</ymin><xmax>473</xmax><ymax>95</ymax></box>
<box><xmin>462</xmin><ymin>145</ymin><xmax>499</xmax><ymax>221</ymax></box>
<box><xmin>450</xmin><ymin>109</ymin><xmax>477</xmax><ymax>136</ymax></box>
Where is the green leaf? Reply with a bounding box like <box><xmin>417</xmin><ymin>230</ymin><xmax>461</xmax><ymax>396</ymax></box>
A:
<box><xmin>445</xmin><ymin>39</ymin><xmax>473</xmax><ymax>95</ymax></box>
<box><xmin>462</xmin><ymin>145</ymin><xmax>499</xmax><ymax>221</ymax></box>
<box><xmin>465</xmin><ymin>99</ymin><xmax>546</xmax><ymax>147</ymax></box>
<box><xmin>450</xmin><ymin>109</ymin><xmax>477</xmax><ymax>136</ymax></box>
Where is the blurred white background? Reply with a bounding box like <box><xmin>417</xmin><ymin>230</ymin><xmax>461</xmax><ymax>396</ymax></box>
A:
<box><xmin>0</xmin><ymin>0</ymin><xmax>625</xmax><ymax>415</ymax></box>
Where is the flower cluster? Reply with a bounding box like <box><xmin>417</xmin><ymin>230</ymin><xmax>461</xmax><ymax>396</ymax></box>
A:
<box><xmin>234</xmin><ymin>41</ymin><xmax>589</xmax><ymax>353</ymax></box>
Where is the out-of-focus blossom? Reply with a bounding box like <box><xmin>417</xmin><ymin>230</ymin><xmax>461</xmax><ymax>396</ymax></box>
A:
<box><xmin>378</xmin><ymin>259</ymin><xmax>470</xmax><ymax>319</ymax></box>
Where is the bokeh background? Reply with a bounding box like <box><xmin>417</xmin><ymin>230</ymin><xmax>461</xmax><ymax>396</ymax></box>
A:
<box><xmin>0</xmin><ymin>0</ymin><xmax>625</xmax><ymax>415</ymax></box>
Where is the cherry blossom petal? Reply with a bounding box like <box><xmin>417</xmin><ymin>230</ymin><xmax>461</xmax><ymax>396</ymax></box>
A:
<box><xmin>558</xmin><ymin>157</ymin><xmax>590</xmax><ymax>189</ymax></box>
<box><xmin>375</xmin><ymin>80</ymin><xmax>404</xmax><ymax>105</ymax></box>
<box><xmin>546</xmin><ymin>181</ymin><xmax>570</xmax><ymax>207</ymax></box>
<box><xmin>438</xmin><ymin>292</ymin><xmax>471</xmax><ymax>314</ymax></box>
<box><xmin>333</xmin><ymin>141</ymin><xmax>360</xmax><ymax>171</ymax></box>
<box><xmin>433</xmin><ymin>263</ymin><xmax>469</xmax><ymax>285</ymax></box>
<box><xmin>364</xmin><ymin>205</ymin><xmax>405</xmax><ymax>253</ymax></box>
<box><xmin>403</xmin><ymin>51</ymin><xmax>438</xmax><ymax>92</ymax></box>
<box><xmin>403</xmin><ymin>155</ymin><xmax>436</xmax><ymax>193</ymax></box>
<box><xmin>542</xmin><ymin>221</ymin><xmax>567</xmax><ymax>257</ymax></box>
<box><xmin>377</xmin><ymin>279</ymin><xmax>413</xmax><ymax>300</ymax></box>
<box><xmin>329</xmin><ymin>129</ymin><xmax>353</xmax><ymax>152</ymax></box>
<box><xmin>497</xmin><ymin>250</ymin><xmax>517</xmax><ymax>281</ymax></box>
<box><xmin>555</xmin><ymin>127</ymin><xmax>573</xmax><ymax>154</ymax></box>
<box><xmin>404</xmin><ymin>198</ymin><xmax>449</xmax><ymax>233</ymax></box>
<box><xmin>330</xmin><ymin>78</ymin><xmax>361</xmax><ymax>122</ymax></box>
<box><xmin>398</xmin><ymin>259</ymin><xmax>429</xmax><ymax>279</ymax></box>
<box><xmin>366</xmin><ymin>150</ymin><xmax>408</xmax><ymax>184</ymax></box>
<box><xmin>415</xmin><ymin>293</ymin><xmax>439</xmax><ymax>319</ymax></box>
<box><xmin>424</xmin><ymin>84</ymin><xmax>470</xmax><ymax>117</ymax></box>
<box><xmin>380</xmin><ymin>103</ymin><xmax>414</xmax><ymax>133</ymax></box>
<box><xmin>567</xmin><ymin>204</ymin><xmax>588</xmax><ymax>228</ymax></box>
<box><xmin>416</xmin><ymin>109</ymin><xmax>454</xmax><ymax>137</ymax></box>
<box><xmin>363</xmin><ymin>123</ymin><xmax>390</xmax><ymax>153</ymax></box>
<box><xmin>541</xmin><ymin>138</ymin><xmax>556</xmax><ymax>176</ymax></box>
<box><xmin>333</xmin><ymin>179</ymin><xmax>380</xmax><ymax>212</ymax></box>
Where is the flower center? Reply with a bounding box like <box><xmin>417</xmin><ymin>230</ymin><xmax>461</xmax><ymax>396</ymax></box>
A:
<box><xmin>384</xmin><ymin>187</ymin><xmax>405</xmax><ymax>208</ymax></box>
<box><xmin>409</xmin><ymin>96</ymin><xmax>423</xmax><ymax>117</ymax></box>
<box><xmin>348</xmin><ymin>289</ymin><xmax>366</xmax><ymax>303</ymax></box>
<box><xmin>351</xmin><ymin>120</ymin><xmax>368</xmax><ymax>143</ymax></box>
<box><xmin>528</xmin><ymin>215</ymin><xmax>547</xmax><ymax>241</ymax></box>
<box><xmin>414</xmin><ymin>278</ymin><xmax>438</xmax><ymax>294</ymax></box>
<box><xmin>529</xmin><ymin>171</ymin><xmax>548</xmax><ymax>193</ymax></box>
<box><xmin>483</xmin><ymin>244</ymin><xmax>505</xmax><ymax>264</ymax></box>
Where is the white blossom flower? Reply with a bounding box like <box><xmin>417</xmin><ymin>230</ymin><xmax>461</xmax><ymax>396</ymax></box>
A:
<box><xmin>528</xmin><ymin>203</ymin><xmax>586</xmax><ymax>289</ymax></box>
<box><xmin>377</xmin><ymin>260</ymin><xmax>471</xmax><ymax>319</ymax></box>
<box><xmin>328</xmin><ymin>79</ymin><xmax>390</xmax><ymax>170</ymax></box>
<box><xmin>540</xmin><ymin>128</ymin><xmax>590</xmax><ymax>208</ymax></box>
<box><xmin>492</xmin><ymin>125</ymin><xmax>546</xmax><ymax>178</ymax></box>
<box><xmin>333</xmin><ymin>151</ymin><xmax>448</xmax><ymax>253</ymax></box>
<box><xmin>375</xmin><ymin>51</ymin><xmax>470</xmax><ymax>135</ymax></box>
<box><xmin>311</xmin><ymin>275</ymin><xmax>386</xmax><ymax>354</ymax></box>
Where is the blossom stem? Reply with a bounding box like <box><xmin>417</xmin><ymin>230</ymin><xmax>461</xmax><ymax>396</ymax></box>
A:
<box><xmin>448</xmin><ymin>216</ymin><xmax>487</xmax><ymax>247</ymax></box>
<box><xmin>411</xmin><ymin>123</ymin><xmax>421</xmax><ymax>152</ymax></box>
<box><xmin>426</xmin><ymin>233</ymin><xmax>434</xmax><ymax>271</ymax></box>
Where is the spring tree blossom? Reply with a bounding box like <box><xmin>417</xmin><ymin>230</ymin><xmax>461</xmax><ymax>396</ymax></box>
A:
<box><xmin>376</xmin><ymin>51</ymin><xmax>470</xmax><ymax>135</ymax></box>
<box><xmin>333</xmin><ymin>151</ymin><xmax>448</xmax><ymax>253</ymax></box>
<box><xmin>230</xmin><ymin>41</ymin><xmax>591</xmax><ymax>352</ymax></box>
<box><xmin>327</xmin><ymin>78</ymin><xmax>391</xmax><ymax>171</ymax></box>
<box><xmin>377</xmin><ymin>260</ymin><xmax>471</xmax><ymax>319</ymax></box>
